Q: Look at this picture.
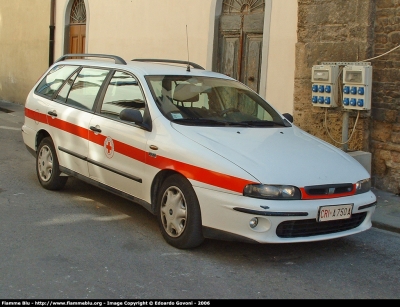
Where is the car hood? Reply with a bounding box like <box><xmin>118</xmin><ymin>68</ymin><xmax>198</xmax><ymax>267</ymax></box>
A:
<box><xmin>171</xmin><ymin>124</ymin><xmax>369</xmax><ymax>186</ymax></box>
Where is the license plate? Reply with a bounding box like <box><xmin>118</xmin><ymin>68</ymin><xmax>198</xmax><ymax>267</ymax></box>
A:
<box><xmin>318</xmin><ymin>204</ymin><xmax>353</xmax><ymax>222</ymax></box>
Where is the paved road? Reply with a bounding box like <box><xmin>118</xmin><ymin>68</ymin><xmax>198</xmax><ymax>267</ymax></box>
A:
<box><xmin>0</xmin><ymin>101</ymin><xmax>399</xmax><ymax>300</ymax></box>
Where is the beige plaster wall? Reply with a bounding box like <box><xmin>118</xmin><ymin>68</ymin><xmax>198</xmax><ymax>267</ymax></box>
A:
<box><xmin>0</xmin><ymin>0</ymin><xmax>51</xmax><ymax>105</ymax></box>
<box><xmin>54</xmin><ymin>0</ymin><xmax>297</xmax><ymax>114</ymax></box>
<box><xmin>54</xmin><ymin>0</ymin><xmax>214</xmax><ymax>67</ymax></box>
<box><xmin>0</xmin><ymin>0</ymin><xmax>297</xmax><ymax>110</ymax></box>
<box><xmin>54</xmin><ymin>0</ymin><xmax>66</xmax><ymax>60</ymax></box>
<box><xmin>263</xmin><ymin>0</ymin><xmax>298</xmax><ymax>114</ymax></box>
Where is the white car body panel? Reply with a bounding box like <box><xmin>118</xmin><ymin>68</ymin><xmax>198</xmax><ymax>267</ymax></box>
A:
<box><xmin>21</xmin><ymin>55</ymin><xmax>377</xmax><ymax>248</ymax></box>
<box><xmin>150</xmin><ymin>118</ymin><xmax>259</xmax><ymax>189</ymax></box>
<box><xmin>171</xmin><ymin>123</ymin><xmax>370</xmax><ymax>186</ymax></box>
<box><xmin>23</xmin><ymin>92</ymin><xmax>92</xmax><ymax>177</ymax></box>
<box><xmin>46</xmin><ymin>98</ymin><xmax>93</xmax><ymax>177</ymax></box>
<box><xmin>196</xmin><ymin>185</ymin><xmax>376</xmax><ymax>243</ymax></box>
<box><xmin>87</xmin><ymin>113</ymin><xmax>148</xmax><ymax>201</ymax></box>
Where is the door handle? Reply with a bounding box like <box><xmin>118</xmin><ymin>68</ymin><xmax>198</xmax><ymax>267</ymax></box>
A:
<box><xmin>90</xmin><ymin>126</ymin><xmax>102</xmax><ymax>133</ymax></box>
<box><xmin>48</xmin><ymin>111</ymin><xmax>57</xmax><ymax>117</ymax></box>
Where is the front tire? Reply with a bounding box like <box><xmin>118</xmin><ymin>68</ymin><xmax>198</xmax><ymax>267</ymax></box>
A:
<box><xmin>157</xmin><ymin>174</ymin><xmax>204</xmax><ymax>249</ymax></box>
<box><xmin>36</xmin><ymin>137</ymin><xmax>68</xmax><ymax>190</ymax></box>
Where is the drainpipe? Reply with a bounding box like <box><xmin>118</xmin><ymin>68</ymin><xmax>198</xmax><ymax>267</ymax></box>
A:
<box><xmin>49</xmin><ymin>0</ymin><xmax>56</xmax><ymax>66</ymax></box>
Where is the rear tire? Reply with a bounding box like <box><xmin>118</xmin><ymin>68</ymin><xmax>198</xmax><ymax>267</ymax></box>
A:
<box><xmin>36</xmin><ymin>137</ymin><xmax>68</xmax><ymax>190</ymax></box>
<box><xmin>156</xmin><ymin>174</ymin><xmax>204</xmax><ymax>249</ymax></box>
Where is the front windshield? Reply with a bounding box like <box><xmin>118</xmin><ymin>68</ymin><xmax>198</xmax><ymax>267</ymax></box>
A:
<box><xmin>146</xmin><ymin>75</ymin><xmax>290</xmax><ymax>127</ymax></box>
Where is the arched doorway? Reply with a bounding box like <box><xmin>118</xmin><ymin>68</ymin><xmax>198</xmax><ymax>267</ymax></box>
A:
<box><xmin>217</xmin><ymin>0</ymin><xmax>265</xmax><ymax>93</ymax></box>
<box><xmin>68</xmin><ymin>0</ymin><xmax>86</xmax><ymax>54</ymax></box>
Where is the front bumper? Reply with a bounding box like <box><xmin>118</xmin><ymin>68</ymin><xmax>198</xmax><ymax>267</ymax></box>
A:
<box><xmin>194</xmin><ymin>186</ymin><xmax>376</xmax><ymax>244</ymax></box>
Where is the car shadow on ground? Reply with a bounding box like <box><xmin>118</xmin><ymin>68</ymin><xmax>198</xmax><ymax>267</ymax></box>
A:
<box><xmin>51</xmin><ymin>177</ymin><xmax>375</xmax><ymax>262</ymax></box>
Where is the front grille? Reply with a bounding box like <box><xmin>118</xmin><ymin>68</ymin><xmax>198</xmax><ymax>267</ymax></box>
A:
<box><xmin>276</xmin><ymin>212</ymin><xmax>367</xmax><ymax>238</ymax></box>
<box><xmin>301</xmin><ymin>183</ymin><xmax>355</xmax><ymax>199</ymax></box>
<box><xmin>305</xmin><ymin>183</ymin><xmax>353</xmax><ymax>195</ymax></box>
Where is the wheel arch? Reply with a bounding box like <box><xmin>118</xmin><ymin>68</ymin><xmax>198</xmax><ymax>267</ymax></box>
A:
<box><xmin>35</xmin><ymin>129</ymin><xmax>51</xmax><ymax>152</ymax></box>
<box><xmin>150</xmin><ymin>169</ymin><xmax>196</xmax><ymax>215</ymax></box>
<box><xmin>153</xmin><ymin>171</ymin><xmax>204</xmax><ymax>249</ymax></box>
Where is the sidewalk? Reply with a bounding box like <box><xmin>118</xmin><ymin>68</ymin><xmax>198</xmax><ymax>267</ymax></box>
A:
<box><xmin>1</xmin><ymin>99</ymin><xmax>400</xmax><ymax>234</ymax></box>
<box><xmin>371</xmin><ymin>188</ymin><xmax>400</xmax><ymax>234</ymax></box>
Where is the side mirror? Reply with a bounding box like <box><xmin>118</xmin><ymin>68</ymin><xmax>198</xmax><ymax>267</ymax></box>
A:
<box><xmin>119</xmin><ymin>108</ymin><xmax>143</xmax><ymax>123</ymax></box>
<box><xmin>282</xmin><ymin>113</ymin><xmax>293</xmax><ymax>123</ymax></box>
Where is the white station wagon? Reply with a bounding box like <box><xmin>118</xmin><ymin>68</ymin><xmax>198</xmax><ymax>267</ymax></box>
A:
<box><xmin>22</xmin><ymin>54</ymin><xmax>377</xmax><ymax>249</ymax></box>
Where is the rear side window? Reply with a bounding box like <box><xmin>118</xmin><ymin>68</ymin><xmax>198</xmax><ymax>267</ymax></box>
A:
<box><xmin>35</xmin><ymin>65</ymin><xmax>79</xmax><ymax>98</ymax></box>
<box><xmin>55</xmin><ymin>72</ymin><xmax>78</xmax><ymax>104</ymax></box>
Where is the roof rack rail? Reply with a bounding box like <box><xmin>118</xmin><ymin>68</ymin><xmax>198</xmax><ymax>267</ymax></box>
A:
<box><xmin>56</xmin><ymin>54</ymin><xmax>127</xmax><ymax>65</ymax></box>
<box><xmin>132</xmin><ymin>58</ymin><xmax>205</xmax><ymax>70</ymax></box>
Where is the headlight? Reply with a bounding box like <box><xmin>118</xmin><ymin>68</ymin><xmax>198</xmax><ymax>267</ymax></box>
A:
<box><xmin>243</xmin><ymin>184</ymin><xmax>301</xmax><ymax>200</ymax></box>
<box><xmin>355</xmin><ymin>178</ymin><xmax>371</xmax><ymax>194</ymax></box>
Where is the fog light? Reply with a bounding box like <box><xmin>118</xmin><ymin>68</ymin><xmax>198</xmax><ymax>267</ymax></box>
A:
<box><xmin>249</xmin><ymin>217</ymin><xmax>258</xmax><ymax>228</ymax></box>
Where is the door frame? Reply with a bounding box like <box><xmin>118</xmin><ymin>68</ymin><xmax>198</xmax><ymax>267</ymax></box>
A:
<box><xmin>62</xmin><ymin>0</ymin><xmax>90</xmax><ymax>55</ymax></box>
<box><xmin>211</xmin><ymin>0</ymin><xmax>272</xmax><ymax>99</ymax></box>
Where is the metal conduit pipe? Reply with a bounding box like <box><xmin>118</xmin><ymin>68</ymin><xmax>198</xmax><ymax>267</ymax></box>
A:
<box><xmin>49</xmin><ymin>0</ymin><xmax>56</xmax><ymax>66</ymax></box>
<box><xmin>342</xmin><ymin>110</ymin><xmax>349</xmax><ymax>152</ymax></box>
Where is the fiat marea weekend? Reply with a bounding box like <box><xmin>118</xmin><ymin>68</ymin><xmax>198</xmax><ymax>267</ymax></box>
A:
<box><xmin>22</xmin><ymin>54</ymin><xmax>377</xmax><ymax>249</ymax></box>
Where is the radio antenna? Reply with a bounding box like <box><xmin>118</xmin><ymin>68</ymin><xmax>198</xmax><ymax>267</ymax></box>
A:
<box><xmin>186</xmin><ymin>25</ymin><xmax>190</xmax><ymax>72</ymax></box>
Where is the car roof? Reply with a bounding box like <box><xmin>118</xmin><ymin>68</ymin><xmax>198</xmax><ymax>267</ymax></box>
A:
<box><xmin>54</xmin><ymin>55</ymin><xmax>232</xmax><ymax>79</ymax></box>
<box><xmin>127</xmin><ymin>60</ymin><xmax>225</xmax><ymax>78</ymax></box>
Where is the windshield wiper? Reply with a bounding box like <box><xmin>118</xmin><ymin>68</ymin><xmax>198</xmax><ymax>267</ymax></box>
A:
<box><xmin>172</xmin><ymin>118</ymin><xmax>288</xmax><ymax>127</ymax></box>
<box><xmin>172</xmin><ymin>118</ymin><xmax>228</xmax><ymax>126</ymax></box>
<box><xmin>171</xmin><ymin>117</ymin><xmax>294</xmax><ymax>128</ymax></box>
<box><xmin>241</xmin><ymin>120</ymin><xmax>288</xmax><ymax>127</ymax></box>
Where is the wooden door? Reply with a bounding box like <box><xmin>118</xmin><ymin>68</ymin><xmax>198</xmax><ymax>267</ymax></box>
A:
<box><xmin>69</xmin><ymin>24</ymin><xmax>86</xmax><ymax>54</ymax></box>
<box><xmin>218</xmin><ymin>1</ymin><xmax>265</xmax><ymax>93</ymax></box>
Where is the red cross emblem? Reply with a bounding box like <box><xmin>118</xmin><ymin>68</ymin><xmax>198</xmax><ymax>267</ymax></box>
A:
<box><xmin>104</xmin><ymin>136</ymin><xmax>114</xmax><ymax>159</ymax></box>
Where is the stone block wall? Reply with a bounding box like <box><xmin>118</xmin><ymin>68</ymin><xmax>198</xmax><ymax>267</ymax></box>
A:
<box><xmin>370</xmin><ymin>0</ymin><xmax>400</xmax><ymax>193</ymax></box>
<box><xmin>294</xmin><ymin>0</ymin><xmax>400</xmax><ymax>194</ymax></box>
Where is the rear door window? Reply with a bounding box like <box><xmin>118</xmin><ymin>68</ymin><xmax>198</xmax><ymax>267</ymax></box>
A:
<box><xmin>65</xmin><ymin>67</ymin><xmax>110</xmax><ymax>111</ymax></box>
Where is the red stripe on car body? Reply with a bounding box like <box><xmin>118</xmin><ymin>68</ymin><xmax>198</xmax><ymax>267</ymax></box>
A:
<box><xmin>146</xmin><ymin>155</ymin><xmax>253</xmax><ymax>193</ymax></box>
<box><xmin>25</xmin><ymin>108</ymin><xmax>47</xmax><ymax>124</ymax></box>
<box><xmin>89</xmin><ymin>132</ymin><xmax>147</xmax><ymax>164</ymax></box>
<box><xmin>25</xmin><ymin>108</ymin><xmax>359</xmax><ymax>198</ymax></box>
<box><xmin>48</xmin><ymin>116</ymin><xmax>89</xmax><ymax>139</ymax></box>
<box><xmin>25</xmin><ymin>108</ymin><xmax>255</xmax><ymax>193</ymax></box>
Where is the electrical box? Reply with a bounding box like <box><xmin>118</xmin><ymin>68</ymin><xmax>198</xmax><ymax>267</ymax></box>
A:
<box><xmin>342</xmin><ymin>64</ymin><xmax>372</xmax><ymax>110</ymax></box>
<box><xmin>311</xmin><ymin>64</ymin><xmax>339</xmax><ymax>108</ymax></box>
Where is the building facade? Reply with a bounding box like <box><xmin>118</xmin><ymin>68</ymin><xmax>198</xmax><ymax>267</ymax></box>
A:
<box><xmin>0</xmin><ymin>0</ymin><xmax>297</xmax><ymax>114</ymax></box>
<box><xmin>0</xmin><ymin>0</ymin><xmax>399</xmax><ymax>194</ymax></box>
<box><xmin>0</xmin><ymin>0</ymin><xmax>52</xmax><ymax>104</ymax></box>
